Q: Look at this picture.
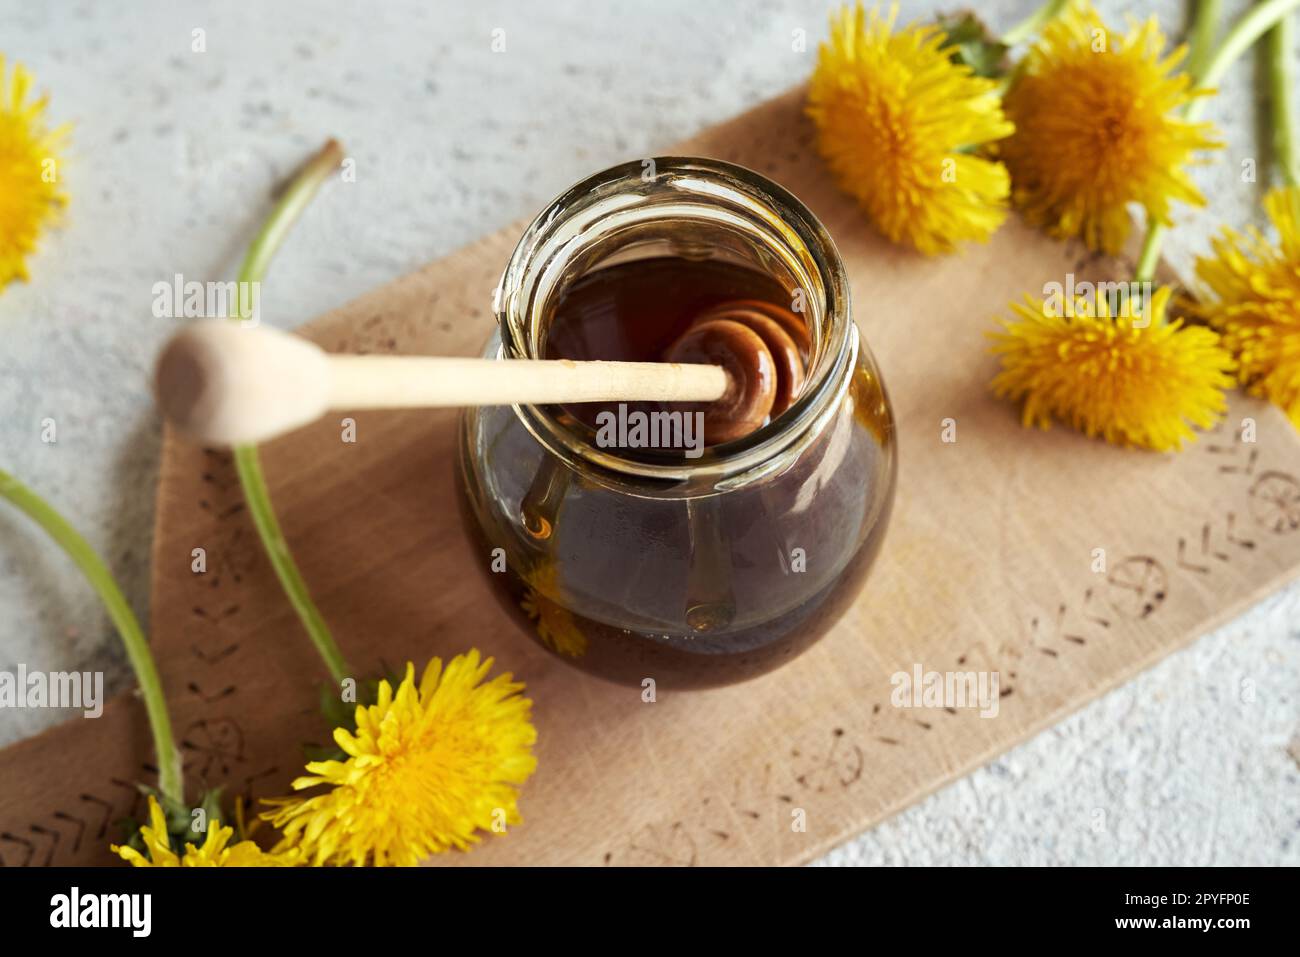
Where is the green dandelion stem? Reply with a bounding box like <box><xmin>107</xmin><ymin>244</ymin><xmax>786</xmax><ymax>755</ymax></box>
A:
<box><xmin>0</xmin><ymin>468</ymin><xmax>183</xmax><ymax>807</ymax></box>
<box><xmin>229</xmin><ymin>139</ymin><xmax>353</xmax><ymax>686</ymax></box>
<box><xmin>1002</xmin><ymin>0</ymin><xmax>1069</xmax><ymax>47</ymax></box>
<box><xmin>1135</xmin><ymin>0</ymin><xmax>1300</xmax><ymax>283</ymax></box>
<box><xmin>1193</xmin><ymin>0</ymin><xmax>1300</xmax><ymax>101</ymax></box>
<box><xmin>1186</xmin><ymin>0</ymin><xmax>1225</xmax><ymax>83</ymax></box>
<box><xmin>1268</xmin><ymin>13</ymin><xmax>1298</xmax><ymax>185</ymax></box>
<box><xmin>1133</xmin><ymin>228</ymin><xmax>1164</xmax><ymax>287</ymax></box>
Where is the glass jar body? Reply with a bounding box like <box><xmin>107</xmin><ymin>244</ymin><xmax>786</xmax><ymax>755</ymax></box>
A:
<box><xmin>456</xmin><ymin>157</ymin><xmax>896</xmax><ymax>688</ymax></box>
<box><xmin>458</xmin><ymin>333</ymin><xmax>894</xmax><ymax>689</ymax></box>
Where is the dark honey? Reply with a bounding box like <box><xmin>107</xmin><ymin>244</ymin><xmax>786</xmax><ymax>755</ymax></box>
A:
<box><xmin>460</xmin><ymin>255</ymin><xmax>895</xmax><ymax>688</ymax></box>
<box><xmin>546</xmin><ymin>257</ymin><xmax>791</xmax><ymax>366</ymax></box>
<box><xmin>544</xmin><ymin>256</ymin><xmax>800</xmax><ymax>448</ymax></box>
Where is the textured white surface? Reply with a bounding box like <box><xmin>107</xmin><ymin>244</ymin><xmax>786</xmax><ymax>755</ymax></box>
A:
<box><xmin>0</xmin><ymin>0</ymin><xmax>1296</xmax><ymax>865</ymax></box>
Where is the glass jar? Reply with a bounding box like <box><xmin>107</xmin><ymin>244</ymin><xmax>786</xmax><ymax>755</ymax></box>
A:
<box><xmin>457</xmin><ymin>157</ymin><xmax>895</xmax><ymax>689</ymax></box>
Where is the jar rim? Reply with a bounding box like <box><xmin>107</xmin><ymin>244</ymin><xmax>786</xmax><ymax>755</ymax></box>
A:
<box><xmin>495</xmin><ymin>156</ymin><xmax>854</xmax><ymax>489</ymax></box>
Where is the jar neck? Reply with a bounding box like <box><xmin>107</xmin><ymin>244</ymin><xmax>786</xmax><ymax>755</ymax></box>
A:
<box><xmin>496</xmin><ymin>157</ymin><xmax>853</xmax><ymax>493</ymax></box>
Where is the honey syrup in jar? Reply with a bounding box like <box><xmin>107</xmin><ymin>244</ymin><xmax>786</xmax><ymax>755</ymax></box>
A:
<box><xmin>458</xmin><ymin>158</ymin><xmax>895</xmax><ymax>688</ymax></box>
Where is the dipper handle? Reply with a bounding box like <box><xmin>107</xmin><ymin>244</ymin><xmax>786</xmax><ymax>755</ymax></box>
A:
<box><xmin>155</xmin><ymin>321</ymin><xmax>730</xmax><ymax>446</ymax></box>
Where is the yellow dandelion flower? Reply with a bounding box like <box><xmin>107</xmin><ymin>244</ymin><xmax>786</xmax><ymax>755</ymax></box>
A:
<box><xmin>263</xmin><ymin>651</ymin><xmax>537</xmax><ymax>866</ymax></box>
<box><xmin>805</xmin><ymin>3</ymin><xmax>1014</xmax><ymax>255</ymax></box>
<box><xmin>1000</xmin><ymin>0</ymin><xmax>1220</xmax><ymax>254</ymax></box>
<box><xmin>990</xmin><ymin>285</ymin><xmax>1234</xmax><ymax>450</ymax></box>
<box><xmin>112</xmin><ymin>795</ymin><xmax>298</xmax><ymax>867</ymax></box>
<box><xmin>520</xmin><ymin>561</ymin><xmax>587</xmax><ymax>658</ymax></box>
<box><xmin>1188</xmin><ymin>186</ymin><xmax>1300</xmax><ymax>423</ymax></box>
<box><xmin>0</xmin><ymin>55</ymin><xmax>69</xmax><ymax>287</ymax></box>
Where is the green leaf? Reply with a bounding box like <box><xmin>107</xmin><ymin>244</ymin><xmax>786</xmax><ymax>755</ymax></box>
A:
<box><xmin>316</xmin><ymin>673</ymin><xmax>389</xmax><ymax>736</ymax></box>
<box><xmin>936</xmin><ymin>11</ymin><xmax>1010</xmax><ymax>78</ymax></box>
<box><xmin>318</xmin><ymin>679</ymin><xmax>356</xmax><ymax>732</ymax></box>
<box><xmin>116</xmin><ymin>784</ymin><xmax>233</xmax><ymax>855</ymax></box>
<box><xmin>303</xmin><ymin>741</ymin><xmax>348</xmax><ymax>763</ymax></box>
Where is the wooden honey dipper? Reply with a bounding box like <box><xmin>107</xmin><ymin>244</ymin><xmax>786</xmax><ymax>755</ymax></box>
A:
<box><xmin>666</xmin><ymin>299</ymin><xmax>810</xmax><ymax>444</ymax></box>
<box><xmin>155</xmin><ymin>305</ymin><xmax>808</xmax><ymax>448</ymax></box>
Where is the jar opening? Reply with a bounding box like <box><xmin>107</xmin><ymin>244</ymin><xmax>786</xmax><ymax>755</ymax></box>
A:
<box><xmin>496</xmin><ymin>157</ymin><xmax>854</xmax><ymax>488</ymax></box>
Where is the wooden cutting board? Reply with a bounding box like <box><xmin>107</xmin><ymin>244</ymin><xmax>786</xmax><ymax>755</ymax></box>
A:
<box><xmin>5</xmin><ymin>87</ymin><xmax>1300</xmax><ymax>867</ymax></box>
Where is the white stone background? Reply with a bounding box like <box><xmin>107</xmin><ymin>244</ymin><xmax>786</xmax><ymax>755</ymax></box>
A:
<box><xmin>0</xmin><ymin>0</ymin><xmax>1296</xmax><ymax>865</ymax></box>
